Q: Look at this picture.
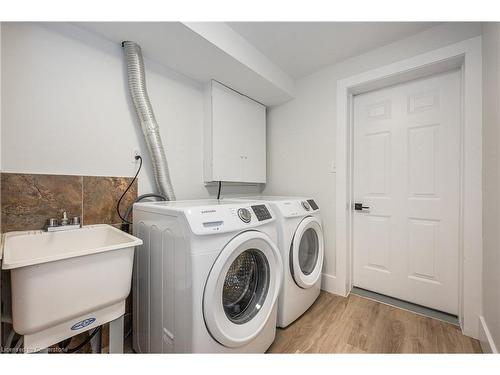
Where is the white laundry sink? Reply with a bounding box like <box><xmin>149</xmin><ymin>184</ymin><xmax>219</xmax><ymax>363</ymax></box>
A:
<box><xmin>1</xmin><ymin>224</ymin><xmax>142</xmax><ymax>351</ymax></box>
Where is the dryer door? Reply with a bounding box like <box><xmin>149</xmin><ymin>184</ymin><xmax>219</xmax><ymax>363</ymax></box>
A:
<box><xmin>203</xmin><ymin>231</ymin><xmax>282</xmax><ymax>348</ymax></box>
<box><xmin>290</xmin><ymin>216</ymin><xmax>324</xmax><ymax>289</ymax></box>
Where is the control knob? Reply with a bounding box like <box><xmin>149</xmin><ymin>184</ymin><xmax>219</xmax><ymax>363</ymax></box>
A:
<box><xmin>238</xmin><ymin>208</ymin><xmax>252</xmax><ymax>223</ymax></box>
<box><xmin>301</xmin><ymin>201</ymin><xmax>311</xmax><ymax>211</ymax></box>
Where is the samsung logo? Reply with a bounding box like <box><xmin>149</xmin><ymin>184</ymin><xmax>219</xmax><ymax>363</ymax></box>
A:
<box><xmin>201</xmin><ymin>209</ymin><xmax>216</xmax><ymax>214</ymax></box>
<box><xmin>71</xmin><ymin>318</ymin><xmax>96</xmax><ymax>331</ymax></box>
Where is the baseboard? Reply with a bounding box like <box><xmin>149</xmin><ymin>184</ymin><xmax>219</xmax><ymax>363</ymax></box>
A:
<box><xmin>479</xmin><ymin>316</ymin><xmax>498</xmax><ymax>353</ymax></box>
<box><xmin>320</xmin><ymin>273</ymin><xmax>347</xmax><ymax>297</ymax></box>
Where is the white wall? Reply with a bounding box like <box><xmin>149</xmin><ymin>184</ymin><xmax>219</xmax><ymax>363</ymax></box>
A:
<box><xmin>1</xmin><ymin>22</ymin><xmax>261</xmax><ymax>198</ymax></box>
<box><xmin>264</xmin><ymin>22</ymin><xmax>482</xmax><ymax>288</ymax></box>
<box><xmin>481</xmin><ymin>22</ymin><xmax>500</xmax><ymax>353</ymax></box>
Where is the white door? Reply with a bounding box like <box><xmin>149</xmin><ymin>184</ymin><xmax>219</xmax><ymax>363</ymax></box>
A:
<box><xmin>352</xmin><ymin>70</ymin><xmax>461</xmax><ymax>314</ymax></box>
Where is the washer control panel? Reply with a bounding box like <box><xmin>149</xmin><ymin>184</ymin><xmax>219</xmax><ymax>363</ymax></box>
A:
<box><xmin>251</xmin><ymin>204</ymin><xmax>272</xmax><ymax>221</ymax></box>
<box><xmin>237</xmin><ymin>208</ymin><xmax>252</xmax><ymax>223</ymax></box>
<box><xmin>301</xmin><ymin>201</ymin><xmax>311</xmax><ymax>211</ymax></box>
<box><xmin>178</xmin><ymin>202</ymin><xmax>275</xmax><ymax>235</ymax></box>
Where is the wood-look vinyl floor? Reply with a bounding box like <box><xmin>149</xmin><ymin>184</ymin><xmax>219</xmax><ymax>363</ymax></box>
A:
<box><xmin>267</xmin><ymin>292</ymin><xmax>482</xmax><ymax>354</ymax></box>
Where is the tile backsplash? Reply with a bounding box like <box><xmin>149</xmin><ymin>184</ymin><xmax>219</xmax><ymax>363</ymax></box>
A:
<box><xmin>1</xmin><ymin>173</ymin><xmax>138</xmax><ymax>233</ymax></box>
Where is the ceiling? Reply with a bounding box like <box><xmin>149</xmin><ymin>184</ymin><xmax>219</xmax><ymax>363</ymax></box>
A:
<box><xmin>77</xmin><ymin>22</ymin><xmax>295</xmax><ymax>105</ymax></box>
<box><xmin>77</xmin><ymin>22</ymin><xmax>443</xmax><ymax>106</ymax></box>
<box><xmin>228</xmin><ymin>22</ymin><xmax>440</xmax><ymax>78</ymax></box>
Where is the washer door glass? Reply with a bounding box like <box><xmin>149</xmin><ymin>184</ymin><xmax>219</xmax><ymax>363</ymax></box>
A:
<box><xmin>203</xmin><ymin>231</ymin><xmax>283</xmax><ymax>348</ymax></box>
<box><xmin>223</xmin><ymin>249</ymin><xmax>270</xmax><ymax>324</ymax></box>
<box><xmin>290</xmin><ymin>217</ymin><xmax>324</xmax><ymax>289</ymax></box>
<box><xmin>298</xmin><ymin>228</ymin><xmax>319</xmax><ymax>275</ymax></box>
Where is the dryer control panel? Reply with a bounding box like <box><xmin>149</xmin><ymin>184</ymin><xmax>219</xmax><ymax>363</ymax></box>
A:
<box><xmin>273</xmin><ymin>198</ymin><xmax>320</xmax><ymax>218</ymax></box>
<box><xmin>307</xmin><ymin>199</ymin><xmax>319</xmax><ymax>210</ymax></box>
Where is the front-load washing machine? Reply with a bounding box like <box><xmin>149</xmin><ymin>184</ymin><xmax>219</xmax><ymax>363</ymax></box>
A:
<box><xmin>132</xmin><ymin>199</ymin><xmax>282</xmax><ymax>353</ymax></box>
<box><xmin>232</xmin><ymin>197</ymin><xmax>324</xmax><ymax>328</ymax></box>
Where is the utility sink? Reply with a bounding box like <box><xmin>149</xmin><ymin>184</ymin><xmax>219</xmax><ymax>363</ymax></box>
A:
<box><xmin>1</xmin><ymin>224</ymin><xmax>142</xmax><ymax>351</ymax></box>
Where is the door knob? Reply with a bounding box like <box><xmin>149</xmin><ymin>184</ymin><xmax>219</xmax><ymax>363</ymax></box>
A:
<box><xmin>354</xmin><ymin>203</ymin><xmax>370</xmax><ymax>211</ymax></box>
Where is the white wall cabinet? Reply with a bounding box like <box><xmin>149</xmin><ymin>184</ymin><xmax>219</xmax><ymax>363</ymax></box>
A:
<box><xmin>204</xmin><ymin>80</ymin><xmax>266</xmax><ymax>183</ymax></box>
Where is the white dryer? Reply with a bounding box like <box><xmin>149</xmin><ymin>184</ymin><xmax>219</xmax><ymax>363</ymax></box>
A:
<box><xmin>232</xmin><ymin>197</ymin><xmax>324</xmax><ymax>328</ymax></box>
<box><xmin>132</xmin><ymin>199</ymin><xmax>282</xmax><ymax>353</ymax></box>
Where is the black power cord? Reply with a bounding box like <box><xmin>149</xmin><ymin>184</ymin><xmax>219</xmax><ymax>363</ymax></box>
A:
<box><xmin>216</xmin><ymin>181</ymin><xmax>222</xmax><ymax>200</ymax></box>
<box><xmin>117</xmin><ymin>155</ymin><xmax>142</xmax><ymax>225</ymax></box>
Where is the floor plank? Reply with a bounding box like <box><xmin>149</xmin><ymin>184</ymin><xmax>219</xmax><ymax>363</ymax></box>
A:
<box><xmin>267</xmin><ymin>291</ymin><xmax>482</xmax><ymax>354</ymax></box>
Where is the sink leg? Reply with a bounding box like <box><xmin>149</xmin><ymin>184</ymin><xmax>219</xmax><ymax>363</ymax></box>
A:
<box><xmin>90</xmin><ymin>327</ymin><xmax>102</xmax><ymax>353</ymax></box>
<box><xmin>109</xmin><ymin>315</ymin><xmax>124</xmax><ymax>354</ymax></box>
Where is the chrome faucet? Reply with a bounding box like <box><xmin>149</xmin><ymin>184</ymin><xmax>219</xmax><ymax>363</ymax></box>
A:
<box><xmin>45</xmin><ymin>211</ymin><xmax>81</xmax><ymax>232</ymax></box>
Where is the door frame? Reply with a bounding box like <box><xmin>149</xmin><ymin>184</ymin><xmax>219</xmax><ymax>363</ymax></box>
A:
<box><xmin>335</xmin><ymin>36</ymin><xmax>482</xmax><ymax>339</ymax></box>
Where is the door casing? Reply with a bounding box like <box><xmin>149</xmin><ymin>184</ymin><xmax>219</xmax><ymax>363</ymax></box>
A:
<box><xmin>334</xmin><ymin>37</ymin><xmax>483</xmax><ymax>339</ymax></box>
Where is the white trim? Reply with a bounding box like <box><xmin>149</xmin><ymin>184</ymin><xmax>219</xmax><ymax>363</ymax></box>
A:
<box><xmin>335</xmin><ymin>36</ymin><xmax>483</xmax><ymax>339</ymax></box>
<box><xmin>321</xmin><ymin>273</ymin><xmax>345</xmax><ymax>296</ymax></box>
<box><xmin>479</xmin><ymin>316</ymin><xmax>498</xmax><ymax>353</ymax></box>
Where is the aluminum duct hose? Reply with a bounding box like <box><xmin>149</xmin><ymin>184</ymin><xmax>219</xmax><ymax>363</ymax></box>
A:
<box><xmin>122</xmin><ymin>41</ymin><xmax>176</xmax><ymax>200</ymax></box>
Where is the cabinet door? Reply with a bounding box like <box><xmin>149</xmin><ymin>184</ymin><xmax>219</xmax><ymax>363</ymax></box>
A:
<box><xmin>211</xmin><ymin>82</ymin><xmax>246</xmax><ymax>182</ymax></box>
<box><xmin>210</xmin><ymin>81</ymin><xmax>266</xmax><ymax>183</ymax></box>
<box><xmin>242</xmin><ymin>102</ymin><xmax>266</xmax><ymax>183</ymax></box>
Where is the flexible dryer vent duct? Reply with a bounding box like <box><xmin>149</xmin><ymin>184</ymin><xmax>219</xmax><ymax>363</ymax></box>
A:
<box><xmin>122</xmin><ymin>41</ymin><xmax>176</xmax><ymax>201</ymax></box>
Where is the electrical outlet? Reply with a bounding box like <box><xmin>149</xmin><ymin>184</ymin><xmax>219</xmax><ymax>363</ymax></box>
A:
<box><xmin>330</xmin><ymin>160</ymin><xmax>336</xmax><ymax>173</ymax></box>
<box><xmin>132</xmin><ymin>149</ymin><xmax>141</xmax><ymax>164</ymax></box>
